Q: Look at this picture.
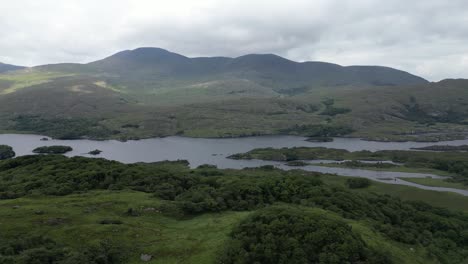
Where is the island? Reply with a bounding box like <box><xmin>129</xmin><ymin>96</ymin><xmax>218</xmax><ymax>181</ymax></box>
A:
<box><xmin>411</xmin><ymin>145</ymin><xmax>468</xmax><ymax>151</ymax></box>
<box><xmin>32</xmin><ymin>145</ymin><xmax>73</xmax><ymax>154</ymax></box>
<box><xmin>306</xmin><ymin>136</ymin><xmax>334</xmax><ymax>142</ymax></box>
<box><xmin>88</xmin><ymin>149</ymin><xmax>102</xmax><ymax>155</ymax></box>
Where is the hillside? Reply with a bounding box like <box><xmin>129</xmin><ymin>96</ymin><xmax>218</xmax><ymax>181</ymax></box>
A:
<box><xmin>85</xmin><ymin>47</ymin><xmax>427</xmax><ymax>92</ymax></box>
<box><xmin>0</xmin><ymin>47</ymin><xmax>467</xmax><ymax>140</ymax></box>
<box><xmin>0</xmin><ymin>62</ymin><xmax>25</xmax><ymax>73</ymax></box>
<box><xmin>2</xmin><ymin>155</ymin><xmax>468</xmax><ymax>263</ymax></box>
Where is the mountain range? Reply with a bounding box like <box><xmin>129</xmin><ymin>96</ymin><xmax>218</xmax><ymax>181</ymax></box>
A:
<box><xmin>35</xmin><ymin>47</ymin><xmax>428</xmax><ymax>91</ymax></box>
<box><xmin>0</xmin><ymin>47</ymin><xmax>466</xmax><ymax>141</ymax></box>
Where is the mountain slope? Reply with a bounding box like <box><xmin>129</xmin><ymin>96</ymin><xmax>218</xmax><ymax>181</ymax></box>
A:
<box><xmin>2</xmin><ymin>47</ymin><xmax>465</xmax><ymax>140</ymax></box>
<box><xmin>0</xmin><ymin>62</ymin><xmax>25</xmax><ymax>73</ymax></box>
<box><xmin>85</xmin><ymin>48</ymin><xmax>427</xmax><ymax>92</ymax></box>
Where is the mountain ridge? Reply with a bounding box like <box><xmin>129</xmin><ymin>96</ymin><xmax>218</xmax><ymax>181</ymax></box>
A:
<box><xmin>0</xmin><ymin>62</ymin><xmax>26</xmax><ymax>73</ymax></box>
<box><xmin>87</xmin><ymin>47</ymin><xmax>428</xmax><ymax>85</ymax></box>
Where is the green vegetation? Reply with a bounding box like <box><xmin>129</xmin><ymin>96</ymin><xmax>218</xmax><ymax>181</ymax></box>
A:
<box><xmin>0</xmin><ymin>62</ymin><xmax>24</xmax><ymax>74</ymax></box>
<box><xmin>285</xmin><ymin>160</ymin><xmax>309</xmax><ymax>166</ymax></box>
<box><xmin>412</xmin><ymin>145</ymin><xmax>468</xmax><ymax>151</ymax></box>
<box><xmin>229</xmin><ymin>147</ymin><xmax>468</xmax><ymax>186</ymax></box>
<box><xmin>0</xmin><ymin>48</ymin><xmax>467</xmax><ymax>141</ymax></box>
<box><xmin>319</xmin><ymin>162</ymin><xmax>453</xmax><ymax>177</ymax></box>
<box><xmin>306</xmin><ymin>136</ymin><xmax>334</xmax><ymax>142</ymax></box>
<box><xmin>32</xmin><ymin>145</ymin><xmax>73</xmax><ymax>154</ymax></box>
<box><xmin>280</xmin><ymin>124</ymin><xmax>354</xmax><ymax>137</ymax></box>
<box><xmin>2</xmin><ymin>47</ymin><xmax>468</xmax><ymax>262</ymax></box>
<box><xmin>229</xmin><ymin>147</ymin><xmax>350</xmax><ymax>161</ymax></box>
<box><xmin>346</xmin><ymin>177</ymin><xmax>372</xmax><ymax>189</ymax></box>
<box><xmin>12</xmin><ymin>115</ymin><xmax>117</xmax><ymax>140</ymax></box>
<box><xmin>0</xmin><ymin>145</ymin><xmax>15</xmax><ymax>160</ymax></box>
<box><xmin>88</xmin><ymin>149</ymin><xmax>103</xmax><ymax>155</ymax></box>
<box><xmin>0</xmin><ymin>70</ymin><xmax>73</xmax><ymax>94</ymax></box>
<box><xmin>2</xmin><ymin>155</ymin><xmax>468</xmax><ymax>263</ymax></box>
<box><xmin>219</xmin><ymin>206</ymin><xmax>389</xmax><ymax>264</ymax></box>
<box><xmin>320</xmin><ymin>98</ymin><xmax>352</xmax><ymax>116</ymax></box>
<box><xmin>402</xmin><ymin>178</ymin><xmax>468</xmax><ymax>190</ymax></box>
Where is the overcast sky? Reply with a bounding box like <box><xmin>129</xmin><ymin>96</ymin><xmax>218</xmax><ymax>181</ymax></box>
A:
<box><xmin>1</xmin><ymin>0</ymin><xmax>467</xmax><ymax>81</ymax></box>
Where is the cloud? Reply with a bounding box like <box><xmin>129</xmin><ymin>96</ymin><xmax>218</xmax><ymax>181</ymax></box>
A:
<box><xmin>0</xmin><ymin>0</ymin><xmax>467</xmax><ymax>80</ymax></box>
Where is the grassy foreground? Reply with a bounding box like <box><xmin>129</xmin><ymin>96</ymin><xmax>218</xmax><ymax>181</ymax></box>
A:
<box><xmin>1</xmin><ymin>190</ymin><xmax>249</xmax><ymax>264</ymax></box>
<box><xmin>2</xmin><ymin>155</ymin><xmax>468</xmax><ymax>263</ymax></box>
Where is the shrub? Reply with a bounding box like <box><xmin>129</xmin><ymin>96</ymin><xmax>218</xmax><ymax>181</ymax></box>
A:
<box><xmin>346</xmin><ymin>178</ymin><xmax>372</xmax><ymax>189</ymax></box>
<box><xmin>219</xmin><ymin>206</ymin><xmax>390</xmax><ymax>264</ymax></box>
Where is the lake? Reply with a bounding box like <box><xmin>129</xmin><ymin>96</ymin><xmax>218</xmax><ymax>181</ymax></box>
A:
<box><xmin>2</xmin><ymin>134</ymin><xmax>468</xmax><ymax>195</ymax></box>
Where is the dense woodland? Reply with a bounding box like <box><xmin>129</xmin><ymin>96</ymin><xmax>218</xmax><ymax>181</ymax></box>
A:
<box><xmin>1</xmin><ymin>154</ymin><xmax>468</xmax><ymax>263</ymax></box>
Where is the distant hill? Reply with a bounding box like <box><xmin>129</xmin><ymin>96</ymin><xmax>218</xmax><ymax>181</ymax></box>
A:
<box><xmin>0</xmin><ymin>62</ymin><xmax>25</xmax><ymax>73</ymax></box>
<box><xmin>3</xmin><ymin>47</ymin><xmax>466</xmax><ymax>141</ymax></box>
<box><xmin>86</xmin><ymin>47</ymin><xmax>428</xmax><ymax>91</ymax></box>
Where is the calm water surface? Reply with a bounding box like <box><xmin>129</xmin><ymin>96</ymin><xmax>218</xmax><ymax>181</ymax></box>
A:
<box><xmin>2</xmin><ymin>134</ymin><xmax>468</xmax><ymax>195</ymax></box>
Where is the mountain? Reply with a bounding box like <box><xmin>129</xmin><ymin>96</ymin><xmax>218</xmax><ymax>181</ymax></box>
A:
<box><xmin>0</xmin><ymin>62</ymin><xmax>25</xmax><ymax>73</ymax></box>
<box><xmin>2</xmin><ymin>47</ymin><xmax>466</xmax><ymax>141</ymax></box>
<box><xmin>86</xmin><ymin>48</ymin><xmax>427</xmax><ymax>91</ymax></box>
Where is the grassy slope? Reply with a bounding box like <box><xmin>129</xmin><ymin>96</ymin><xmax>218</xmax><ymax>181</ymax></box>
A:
<box><xmin>0</xmin><ymin>190</ymin><xmax>249</xmax><ymax>264</ymax></box>
<box><xmin>0</xmin><ymin>186</ymin><xmax>447</xmax><ymax>264</ymax></box>
<box><xmin>2</xmin><ymin>154</ymin><xmax>468</xmax><ymax>263</ymax></box>
<box><xmin>321</xmin><ymin>174</ymin><xmax>468</xmax><ymax>212</ymax></box>
<box><xmin>0</xmin><ymin>66</ymin><xmax>467</xmax><ymax>140</ymax></box>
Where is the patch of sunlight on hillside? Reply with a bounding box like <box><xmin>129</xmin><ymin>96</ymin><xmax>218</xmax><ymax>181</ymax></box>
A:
<box><xmin>0</xmin><ymin>70</ymin><xmax>74</xmax><ymax>95</ymax></box>
<box><xmin>94</xmin><ymin>80</ymin><xmax>127</xmax><ymax>93</ymax></box>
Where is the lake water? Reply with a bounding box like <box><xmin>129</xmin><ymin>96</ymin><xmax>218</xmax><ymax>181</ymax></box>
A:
<box><xmin>2</xmin><ymin>134</ymin><xmax>468</xmax><ymax>196</ymax></box>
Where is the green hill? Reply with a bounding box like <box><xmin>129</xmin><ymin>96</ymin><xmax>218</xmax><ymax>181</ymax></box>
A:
<box><xmin>2</xmin><ymin>155</ymin><xmax>468</xmax><ymax>263</ymax></box>
<box><xmin>85</xmin><ymin>47</ymin><xmax>427</xmax><ymax>92</ymax></box>
<box><xmin>0</xmin><ymin>48</ymin><xmax>466</xmax><ymax>140</ymax></box>
<box><xmin>0</xmin><ymin>62</ymin><xmax>25</xmax><ymax>73</ymax></box>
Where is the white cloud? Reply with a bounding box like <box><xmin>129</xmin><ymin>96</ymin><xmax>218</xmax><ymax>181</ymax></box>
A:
<box><xmin>0</xmin><ymin>0</ymin><xmax>467</xmax><ymax>80</ymax></box>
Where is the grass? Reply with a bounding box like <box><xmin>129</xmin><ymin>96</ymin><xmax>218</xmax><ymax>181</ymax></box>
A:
<box><xmin>368</xmin><ymin>182</ymin><xmax>468</xmax><ymax>211</ymax></box>
<box><xmin>350</xmin><ymin>222</ymin><xmax>429</xmax><ymax>264</ymax></box>
<box><xmin>0</xmin><ymin>186</ymin><xmax>445</xmax><ymax>264</ymax></box>
<box><xmin>0</xmin><ymin>68</ymin><xmax>467</xmax><ymax>140</ymax></box>
<box><xmin>0</xmin><ymin>190</ymin><xmax>250</xmax><ymax>264</ymax></box>
<box><xmin>94</xmin><ymin>80</ymin><xmax>128</xmax><ymax>93</ymax></box>
<box><xmin>0</xmin><ymin>70</ymin><xmax>73</xmax><ymax>94</ymax></box>
<box><xmin>320</xmin><ymin>174</ymin><xmax>468</xmax><ymax>212</ymax></box>
<box><xmin>401</xmin><ymin>177</ymin><xmax>468</xmax><ymax>190</ymax></box>
<box><xmin>317</xmin><ymin>163</ymin><xmax>455</xmax><ymax>177</ymax></box>
<box><xmin>1</xmin><ymin>154</ymin><xmax>467</xmax><ymax>263</ymax></box>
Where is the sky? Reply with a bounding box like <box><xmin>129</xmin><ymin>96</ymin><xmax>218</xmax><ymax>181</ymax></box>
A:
<box><xmin>1</xmin><ymin>0</ymin><xmax>467</xmax><ymax>81</ymax></box>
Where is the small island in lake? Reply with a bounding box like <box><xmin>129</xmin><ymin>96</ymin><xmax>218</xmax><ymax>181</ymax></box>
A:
<box><xmin>306</xmin><ymin>137</ymin><xmax>334</xmax><ymax>142</ymax></box>
<box><xmin>0</xmin><ymin>145</ymin><xmax>15</xmax><ymax>160</ymax></box>
<box><xmin>411</xmin><ymin>145</ymin><xmax>468</xmax><ymax>151</ymax></box>
<box><xmin>88</xmin><ymin>149</ymin><xmax>102</xmax><ymax>155</ymax></box>
<box><xmin>285</xmin><ymin>160</ymin><xmax>309</xmax><ymax>166</ymax></box>
<box><xmin>33</xmin><ymin>145</ymin><xmax>73</xmax><ymax>154</ymax></box>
